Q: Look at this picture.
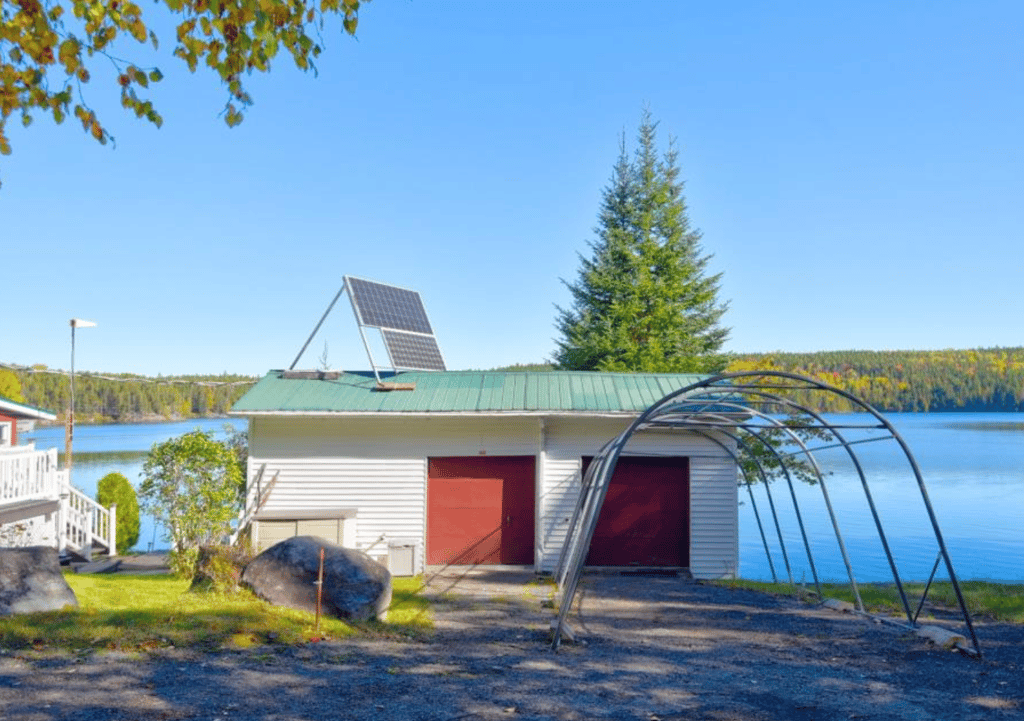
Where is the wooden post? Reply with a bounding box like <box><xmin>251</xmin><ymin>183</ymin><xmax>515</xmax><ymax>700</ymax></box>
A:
<box><xmin>64</xmin><ymin>411</ymin><xmax>72</xmax><ymax>476</ymax></box>
<box><xmin>84</xmin><ymin>503</ymin><xmax>93</xmax><ymax>562</ymax></box>
<box><xmin>57</xmin><ymin>486</ymin><xmax>68</xmax><ymax>555</ymax></box>
<box><xmin>314</xmin><ymin>547</ymin><xmax>325</xmax><ymax>634</ymax></box>
<box><xmin>108</xmin><ymin>503</ymin><xmax>117</xmax><ymax>557</ymax></box>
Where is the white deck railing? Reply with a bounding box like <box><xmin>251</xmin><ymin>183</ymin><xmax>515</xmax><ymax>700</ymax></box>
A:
<box><xmin>60</xmin><ymin>477</ymin><xmax>117</xmax><ymax>561</ymax></box>
<box><xmin>0</xmin><ymin>444</ymin><xmax>116</xmax><ymax>559</ymax></box>
<box><xmin>0</xmin><ymin>445</ymin><xmax>61</xmax><ymax>504</ymax></box>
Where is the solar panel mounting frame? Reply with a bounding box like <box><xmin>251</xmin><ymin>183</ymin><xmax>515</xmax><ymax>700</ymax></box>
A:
<box><xmin>288</xmin><ymin>275</ymin><xmax>447</xmax><ymax>382</ymax></box>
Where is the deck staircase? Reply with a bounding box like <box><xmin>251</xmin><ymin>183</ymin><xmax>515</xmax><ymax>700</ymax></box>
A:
<box><xmin>0</xmin><ymin>444</ymin><xmax>116</xmax><ymax>561</ymax></box>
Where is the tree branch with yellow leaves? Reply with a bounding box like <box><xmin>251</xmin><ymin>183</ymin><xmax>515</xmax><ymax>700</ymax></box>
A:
<box><xmin>0</xmin><ymin>0</ymin><xmax>364</xmax><ymax>187</ymax></box>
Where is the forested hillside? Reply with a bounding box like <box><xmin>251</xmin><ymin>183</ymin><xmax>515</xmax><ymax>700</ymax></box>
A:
<box><xmin>7</xmin><ymin>346</ymin><xmax>1023</xmax><ymax>423</ymax></box>
<box><xmin>497</xmin><ymin>348</ymin><xmax>1024</xmax><ymax>413</ymax></box>
<box><xmin>5</xmin><ymin>366</ymin><xmax>257</xmax><ymax>423</ymax></box>
<box><xmin>726</xmin><ymin>348</ymin><xmax>1024</xmax><ymax>412</ymax></box>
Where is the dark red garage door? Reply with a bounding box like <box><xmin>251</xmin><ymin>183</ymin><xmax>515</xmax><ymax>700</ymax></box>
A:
<box><xmin>427</xmin><ymin>456</ymin><xmax>536</xmax><ymax>565</ymax></box>
<box><xmin>584</xmin><ymin>456</ymin><xmax>690</xmax><ymax>567</ymax></box>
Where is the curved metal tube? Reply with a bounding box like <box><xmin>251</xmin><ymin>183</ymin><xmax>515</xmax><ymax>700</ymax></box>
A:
<box><xmin>551</xmin><ymin>370</ymin><xmax>979</xmax><ymax>657</ymax></box>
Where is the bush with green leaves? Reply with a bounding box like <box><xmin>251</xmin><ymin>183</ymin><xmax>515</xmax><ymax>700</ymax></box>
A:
<box><xmin>140</xmin><ymin>429</ymin><xmax>243</xmax><ymax>575</ymax></box>
<box><xmin>189</xmin><ymin>544</ymin><xmax>254</xmax><ymax>594</ymax></box>
<box><xmin>96</xmin><ymin>472</ymin><xmax>141</xmax><ymax>554</ymax></box>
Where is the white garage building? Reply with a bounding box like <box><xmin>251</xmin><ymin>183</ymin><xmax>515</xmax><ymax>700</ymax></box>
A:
<box><xmin>230</xmin><ymin>369</ymin><xmax>739</xmax><ymax>579</ymax></box>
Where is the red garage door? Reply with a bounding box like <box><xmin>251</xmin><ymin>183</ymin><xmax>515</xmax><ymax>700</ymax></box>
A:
<box><xmin>584</xmin><ymin>456</ymin><xmax>690</xmax><ymax>567</ymax></box>
<box><xmin>427</xmin><ymin>456</ymin><xmax>536</xmax><ymax>565</ymax></box>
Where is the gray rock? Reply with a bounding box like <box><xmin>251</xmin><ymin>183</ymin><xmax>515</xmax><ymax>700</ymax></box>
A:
<box><xmin>0</xmin><ymin>546</ymin><xmax>78</xmax><ymax>615</ymax></box>
<box><xmin>241</xmin><ymin>536</ymin><xmax>392</xmax><ymax>622</ymax></box>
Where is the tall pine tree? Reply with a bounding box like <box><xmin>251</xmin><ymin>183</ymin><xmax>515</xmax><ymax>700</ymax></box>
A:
<box><xmin>554</xmin><ymin>111</ymin><xmax>729</xmax><ymax>373</ymax></box>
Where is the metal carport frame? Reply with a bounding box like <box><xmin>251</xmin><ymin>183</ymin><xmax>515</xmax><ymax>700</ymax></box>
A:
<box><xmin>552</xmin><ymin>371</ymin><xmax>981</xmax><ymax>657</ymax></box>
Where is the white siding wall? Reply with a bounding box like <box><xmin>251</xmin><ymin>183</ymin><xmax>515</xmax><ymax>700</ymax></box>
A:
<box><xmin>536</xmin><ymin>454</ymin><xmax>581</xmax><ymax>573</ymax></box>
<box><xmin>689</xmin><ymin>454</ymin><xmax>740</xmax><ymax>578</ymax></box>
<box><xmin>249</xmin><ymin>416</ymin><xmax>542</xmax><ymax>567</ymax></box>
<box><xmin>254</xmin><ymin>456</ymin><xmax>425</xmax><ymax>563</ymax></box>
<box><xmin>248</xmin><ymin>413</ymin><xmax>738</xmax><ymax>578</ymax></box>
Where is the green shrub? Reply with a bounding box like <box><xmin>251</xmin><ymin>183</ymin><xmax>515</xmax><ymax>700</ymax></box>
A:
<box><xmin>96</xmin><ymin>472</ymin><xmax>140</xmax><ymax>554</ymax></box>
<box><xmin>168</xmin><ymin>547</ymin><xmax>199</xmax><ymax>579</ymax></box>
<box><xmin>140</xmin><ymin>430</ymin><xmax>242</xmax><ymax>555</ymax></box>
<box><xmin>189</xmin><ymin>544</ymin><xmax>253</xmax><ymax>594</ymax></box>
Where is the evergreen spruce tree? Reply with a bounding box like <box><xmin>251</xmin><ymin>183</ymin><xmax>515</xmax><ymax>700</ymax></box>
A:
<box><xmin>554</xmin><ymin>111</ymin><xmax>729</xmax><ymax>373</ymax></box>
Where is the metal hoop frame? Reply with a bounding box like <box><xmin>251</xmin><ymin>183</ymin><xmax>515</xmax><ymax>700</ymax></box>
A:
<box><xmin>552</xmin><ymin>370</ymin><xmax>980</xmax><ymax>657</ymax></box>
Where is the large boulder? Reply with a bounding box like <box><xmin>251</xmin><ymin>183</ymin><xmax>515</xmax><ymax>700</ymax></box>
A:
<box><xmin>0</xmin><ymin>546</ymin><xmax>78</xmax><ymax>615</ymax></box>
<box><xmin>241</xmin><ymin>536</ymin><xmax>392</xmax><ymax>622</ymax></box>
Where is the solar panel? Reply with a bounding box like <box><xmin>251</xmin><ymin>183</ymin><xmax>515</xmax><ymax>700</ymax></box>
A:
<box><xmin>346</xmin><ymin>277</ymin><xmax>434</xmax><ymax>335</ymax></box>
<box><xmin>344</xmin><ymin>275</ymin><xmax>447</xmax><ymax>376</ymax></box>
<box><xmin>382</xmin><ymin>329</ymin><xmax>446</xmax><ymax>371</ymax></box>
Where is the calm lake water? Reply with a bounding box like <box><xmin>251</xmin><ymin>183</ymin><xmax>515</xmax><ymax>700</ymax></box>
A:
<box><xmin>19</xmin><ymin>413</ymin><xmax>1024</xmax><ymax>582</ymax></box>
<box><xmin>21</xmin><ymin>419</ymin><xmax>245</xmax><ymax>552</ymax></box>
<box><xmin>738</xmin><ymin>412</ymin><xmax>1024</xmax><ymax>583</ymax></box>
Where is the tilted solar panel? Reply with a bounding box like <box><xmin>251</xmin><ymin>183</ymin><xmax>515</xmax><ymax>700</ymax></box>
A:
<box><xmin>343</xmin><ymin>275</ymin><xmax>447</xmax><ymax>374</ymax></box>
<box><xmin>346</xmin><ymin>277</ymin><xmax>434</xmax><ymax>335</ymax></box>
<box><xmin>382</xmin><ymin>329</ymin><xmax>447</xmax><ymax>371</ymax></box>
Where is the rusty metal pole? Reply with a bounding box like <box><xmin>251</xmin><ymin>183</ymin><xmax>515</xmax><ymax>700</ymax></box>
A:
<box><xmin>314</xmin><ymin>547</ymin><xmax>325</xmax><ymax>633</ymax></box>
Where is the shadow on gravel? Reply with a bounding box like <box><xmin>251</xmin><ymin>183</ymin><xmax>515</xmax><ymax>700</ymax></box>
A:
<box><xmin>1</xmin><ymin>571</ymin><xmax>1021</xmax><ymax>721</ymax></box>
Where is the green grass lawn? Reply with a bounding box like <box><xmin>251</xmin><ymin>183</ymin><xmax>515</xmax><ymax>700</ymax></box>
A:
<box><xmin>717</xmin><ymin>579</ymin><xmax>1024</xmax><ymax>624</ymax></box>
<box><xmin>0</xmin><ymin>574</ymin><xmax>431</xmax><ymax>653</ymax></box>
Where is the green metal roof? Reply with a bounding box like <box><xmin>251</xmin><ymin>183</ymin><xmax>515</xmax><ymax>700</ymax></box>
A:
<box><xmin>0</xmin><ymin>395</ymin><xmax>57</xmax><ymax>421</ymax></box>
<box><xmin>230</xmin><ymin>370</ymin><xmax>708</xmax><ymax>415</ymax></box>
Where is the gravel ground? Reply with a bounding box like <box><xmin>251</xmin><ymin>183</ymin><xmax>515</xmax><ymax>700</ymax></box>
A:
<box><xmin>1</xmin><ymin>569</ymin><xmax>1021</xmax><ymax>721</ymax></box>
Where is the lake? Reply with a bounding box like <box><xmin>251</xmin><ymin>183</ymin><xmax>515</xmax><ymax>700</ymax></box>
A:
<box><xmin>738</xmin><ymin>412</ymin><xmax>1024</xmax><ymax>584</ymax></box>
<box><xmin>21</xmin><ymin>419</ymin><xmax>245</xmax><ymax>552</ymax></box>
<box><xmin>20</xmin><ymin>413</ymin><xmax>1024</xmax><ymax>582</ymax></box>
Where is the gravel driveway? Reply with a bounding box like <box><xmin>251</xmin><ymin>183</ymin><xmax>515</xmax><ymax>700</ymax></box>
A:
<box><xmin>1</xmin><ymin>569</ymin><xmax>1021</xmax><ymax>720</ymax></box>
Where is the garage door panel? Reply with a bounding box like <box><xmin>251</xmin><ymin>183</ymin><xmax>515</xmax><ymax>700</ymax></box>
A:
<box><xmin>428</xmin><ymin>456</ymin><xmax>535</xmax><ymax>565</ymax></box>
<box><xmin>585</xmin><ymin>456</ymin><xmax>690</xmax><ymax>567</ymax></box>
<box><xmin>436</xmin><ymin>506</ymin><xmax>502</xmax><ymax>541</ymax></box>
<box><xmin>434</xmin><ymin>478</ymin><xmax>504</xmax><ymax>510</ymax></box>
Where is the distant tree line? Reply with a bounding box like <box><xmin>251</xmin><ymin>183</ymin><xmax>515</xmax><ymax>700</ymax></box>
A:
<box><xmin>10</xmin><ymin>346</ymin><xmax>1023</xmax><ymax>422</ymax></box>
<box><xmin>726</xmin><ymin>348</ymin><xmax>1024</xmax><ymax>412</ymax></box>
<box><xmin>496</xmin><ymin>347</ymin><xmax>1024</xmax><ymax>413</ymax></box>
<box><xmin>9</xmin><ymin>366</ymin><xmax>257</xmax><ymax>423</ymax></box>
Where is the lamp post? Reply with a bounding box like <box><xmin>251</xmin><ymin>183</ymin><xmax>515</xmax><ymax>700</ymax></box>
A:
<box><xmin>65</xmin><ymin>318</ymin><xmax>97</xmax><ymax>478</ymax></box>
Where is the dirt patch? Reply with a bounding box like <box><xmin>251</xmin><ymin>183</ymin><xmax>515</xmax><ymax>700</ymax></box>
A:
<box><xmin>1</xmin><ymin>570</ymin><xmax>1022</xmax><ymax>720</ymax></box>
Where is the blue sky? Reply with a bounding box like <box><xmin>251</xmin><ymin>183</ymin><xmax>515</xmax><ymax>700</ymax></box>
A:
<box><xmin>2</xmin><ymin>1</ymin><xmax>1022</xmax><ymax>377</ymax></box>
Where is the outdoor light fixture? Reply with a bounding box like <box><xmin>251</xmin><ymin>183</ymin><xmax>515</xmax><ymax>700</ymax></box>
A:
<box><xmin>66</xmin><ymin>318</ymin><xmax>97</xmax><ymax>477</ymax></box>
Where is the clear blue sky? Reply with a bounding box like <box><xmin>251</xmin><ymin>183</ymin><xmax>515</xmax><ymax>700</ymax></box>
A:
<box><xmin>2</xmin><ymin>1</ymin><xmax>1021</xmax><ymax>377</ymax></box>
